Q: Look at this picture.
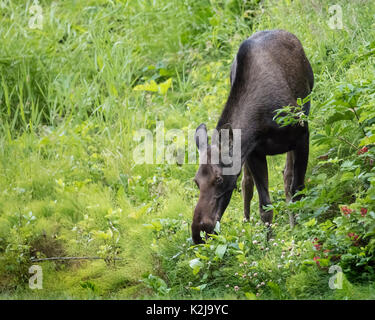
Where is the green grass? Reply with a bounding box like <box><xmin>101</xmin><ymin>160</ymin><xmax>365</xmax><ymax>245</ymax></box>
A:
<box><xmin>1</xmin><ymin>0</ymin><xmax>375</xmax><ymax>299</ymax></box>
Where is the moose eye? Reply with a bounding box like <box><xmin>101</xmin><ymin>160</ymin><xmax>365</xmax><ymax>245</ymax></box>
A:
<box><xmin>194</xmin><ymin>178</ymin><xmax>199</xmax><ymax>188</ymax></box>
<box><xmin>215</xmin><ymin>176</ymin><xmax>223</xmax><ymax>185</ymax></box>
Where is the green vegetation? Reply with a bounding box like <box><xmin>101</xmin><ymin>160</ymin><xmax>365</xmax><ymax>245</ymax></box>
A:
<box><xmin>1</xmin><ymin>0</ymin><xmax>375</xmax><ymax>299</ymax></box>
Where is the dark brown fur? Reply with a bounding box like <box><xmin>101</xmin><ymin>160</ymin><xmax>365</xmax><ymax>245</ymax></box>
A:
<box><xmin>192</xmin><ymin>30</ymin><xmax>314</xmax><ymax>244</ymax></box>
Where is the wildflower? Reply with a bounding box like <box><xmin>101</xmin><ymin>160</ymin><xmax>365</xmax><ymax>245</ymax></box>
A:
<box><xmin>243</xmin><ymin>261</ymin><xmax>248</xmax><ymax>265</ymax></box>
<box><xmin>261</xmin><ymin>282</ymin><xmax>265</xmax><ymax>286</ymax></box>
<box><xmin>281</xmin><ymin>239</ymin><xmax>285</xmax><ymax>244</ymax></box>
<box><xmin>357</xmin><ymin>146</ymin><xmax>369</xmax><ymax>155</ymax></box>
<box><xmin>235</xmin><ymin>272</ymin><xmax>238</xmax><ymax>276</ymax></box>
<box><xmin>277</xmin><ymin>264</ymin><xmax>282</xmax><ymax>269</ymax></box>
<box><xmin>253</xmin><ymin>272</ymin><xmax>258</xmax><ymax>277</ymax></box>
<box><xmin>273</xmin><ymin>242</ymin><xmax>278</xmax><ymax>246</ymax></box>
<box><xmin>313</xmin><ymin>256</ymin><xmax>320</xmax><ymax>266</ymax></box>
<box><xmin>361</xmin><ymin>208</ymin><xmax>368</xmax><ymax>217</ymax></box>
<box><xmin>253</xmin><ymin>240</ymin><xmax>258</xmax><ymax>245</ymax></box>
<box><xmin>265</xmin><ymin>222</ymin><xmax>269</xmax><ymax>227</ymax></box>
<box><xmin>265</xmin><ymin>247</ymin><xmax>269</xmax><ymax>251</ymax></box>
<box><xmin>234</xmin><ymin>286</ymin><xmax>239</xmax><ymax>292</ymax></box>
<box><xmin>256</xmin><ymin>284</ymin><xmax>261</xmax><ymax>289</ymax></box>
<box><xmin>341</xmin><ymin>206</ymin><xmax>353</xmax><ymax>217</ymax></box>
<box><xmin>242</xmin><ymin>274</ymin><xmax>247</xmax><ymax>278</ymax></box>
<box><xmin>256</xmin><ymin>292</ymin><xmax>260</xmax><ymax>297</ymax></box>
<box><xmin>242</xmin><ymin>229</ymin><xmax>246</xmax><ymax>233</ymax></box>
<box><xmin>313</xmin><ymin>243</ymin><xmax>322</xmax><ymax>251</ymax></box>
<box><xmin>348</xmin><ymin>232</ymin><xmax>359</xmax><ymax>241</ymax></box>
<box><xmin>225</xmin><ymin>284</ymin><xmax>229</xmax><ymax>288</ymax></box>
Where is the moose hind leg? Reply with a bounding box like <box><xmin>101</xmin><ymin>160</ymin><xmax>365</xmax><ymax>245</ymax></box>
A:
<box><xmin>289</xmin><ymin>132</ymin><xmax>309</xmax><ymax>228</ymax></box>
<box><xmin>242</xmin><ymin>163</ymin><xmax>254</xmax><ymax>222</ymax></box>
<box><xmin>291</xmin><ymin>132</ymin><xmax>309</xmax><ymax>200</ymax></box>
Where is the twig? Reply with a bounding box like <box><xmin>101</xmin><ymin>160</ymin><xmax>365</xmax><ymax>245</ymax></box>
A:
<box><xmin>336</xmin><ymin>136</ymin><xmax>359</xmax><ymax>150</ymax></box>
<box><xmin>30</xmin><ymin>256</ymin><xmax>123</xmax><ymax>263</ymax></box>
<box><xmin>351</xmin><ymin>107</ymin><xmax>366</xmax><ymax>137</ymax></box>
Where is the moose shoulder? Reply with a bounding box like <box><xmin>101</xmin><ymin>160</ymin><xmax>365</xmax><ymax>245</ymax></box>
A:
<box><xmin>192</xmin><ymin>30</ymin><xmax>314</xmax><ymax>244</ymax></box>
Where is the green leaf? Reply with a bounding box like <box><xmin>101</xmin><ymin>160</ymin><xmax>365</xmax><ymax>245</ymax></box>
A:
<box><xmin>238</xmin><ymin>242</ymin><xmax>244</xmax><ymax>251</ymax></box>
<box><xmin>360</xmin><ymin>134</ymin><xmax>375</xmax><ymax>146</ymax></box>
<box><xmin>214</xmin><ymin>221</ymin><xmax>221</xmax><ymax>233</ymax></box>
<box><xmin>158</xmin><ymin>78</ymin><xmax>172</xmax><ymax>95</ymax></box>
<box><xmin>142</xmin><ymin>274</ymin><xmax>170</xmax><ymax>296</ymax></box>
<box><xmin>133</xmin><ymin>80</ymin><xmax>158</xmax><ymax>92</ymax></box>
<box><xmin>195</xmin><ymin>251</ymin><xmax>209</xmax><ymax>260</ymax></box>
<box><xmin>215</xmin><ymin>244</ymin><xmax>227</xmax><ymax>259</ymax></box>
<box><xmin>326</xmin><ymin>110</ymin><xmax>354</xmax><ymax>124</ymax></box>
<box><xmin>304</xmin><ymin>218</ymin><xmax>317</xmax><ymax>227</ymax></box>
<box><xmin>340</xmin><ymin>172</ymin><xmax>354</xmax><ymax>182</ymax></box>
<box><xmin>190</xmin><ymin>284</ymin><xmax>207</xmax><ymax>291</ymax></box>
<box><xmin>318</xmin><ymin>258</ymin><xmax>330</xmax><ymax>267</ymax></box>
<box><xmin>189</xmin><ymin>258</ymin><xmax>204</xmax><ymax>275</ymax></box>
<box><xmin>245</xmin><ymin>292</ymin><xmax>257</xmax><ymax>300</ymax></box>
<box><xmin>267</xmin><ymin>281</ymin><xmax>282</xmax><ymax>299</ymax></box>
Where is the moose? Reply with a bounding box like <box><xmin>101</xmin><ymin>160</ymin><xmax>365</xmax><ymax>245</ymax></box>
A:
<box><xmin>192</xmin><ymin>30</ymin><xmax>314</xmax><ymax>244</ymax></box>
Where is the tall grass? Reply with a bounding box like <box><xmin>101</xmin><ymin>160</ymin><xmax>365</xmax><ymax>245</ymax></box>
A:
<box><xmin>0</xmin><ymin>0</ymin><xmax>374</xmax><ymax>298</ymax></box>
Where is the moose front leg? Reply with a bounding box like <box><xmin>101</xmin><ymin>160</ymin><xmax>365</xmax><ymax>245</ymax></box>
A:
<box><xmin>246</xmin><ymin>152</ymin><xmax>273</xmax><ymax>225</ymax></box>
<box><xmin>241</xmin><ymin>163</ymin><xmax>254</xmax><ymax>222</ymax></box>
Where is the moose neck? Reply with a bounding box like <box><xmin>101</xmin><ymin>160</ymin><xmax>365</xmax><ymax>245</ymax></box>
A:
<box><xmin>216</xmin><ymin>98</ymin><xmax>258</xmax><ymax>168</ymax></box>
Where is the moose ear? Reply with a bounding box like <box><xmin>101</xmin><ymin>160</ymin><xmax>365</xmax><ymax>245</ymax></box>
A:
<box><xmin>195</xmin><ymin>123</ymin><xmax>208</xmax><ymax>152</ymax></box>
<box><xmin>219</xmin><ymin>123</ymin><xmax>233</xmax><ymax>153</ymax></box>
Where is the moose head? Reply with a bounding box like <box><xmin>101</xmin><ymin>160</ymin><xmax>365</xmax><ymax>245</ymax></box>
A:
<box><xmin>191</xmin><ymin>123</ymin><xmax>241</xmax><ymax>244</ymax></box>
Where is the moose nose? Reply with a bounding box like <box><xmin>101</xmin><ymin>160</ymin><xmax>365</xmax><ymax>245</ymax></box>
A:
<box><xmin>192</xmin><ymin>218</ymin><xmax>216</xmax><ymax>244</ymax></box>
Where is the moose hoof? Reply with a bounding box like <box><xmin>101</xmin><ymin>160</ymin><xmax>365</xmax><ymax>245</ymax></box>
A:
<box><xmin>266</xmin><ymin>228</ymin><xmax>273</xmax><ymax>242</ymax></box>
<box><xmin>260</xmin><ymin>210</ymin><xmax>273</xmax><ymax>225</ymax></box>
